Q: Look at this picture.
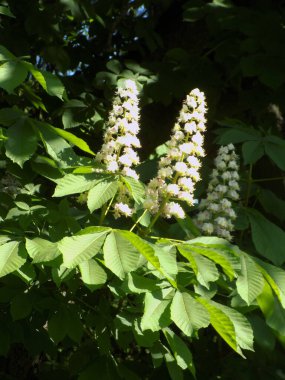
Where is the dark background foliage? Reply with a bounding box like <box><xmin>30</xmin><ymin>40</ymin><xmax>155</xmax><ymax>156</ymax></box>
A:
<box><xmin>1</xmin><ymin>0</ymin><xmax>285</xmax><ymax>379</ymax></box>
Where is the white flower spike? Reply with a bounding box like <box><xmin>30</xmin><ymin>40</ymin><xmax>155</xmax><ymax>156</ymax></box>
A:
<box><xmin>144</xmin><ymin>88</ymin><xmax>207</xmax><ymax>219</ymax></box>
<box><xmin>195</xmin><ymin>144</ymin><xmax>240</xmax><ymax>241</ymax></box>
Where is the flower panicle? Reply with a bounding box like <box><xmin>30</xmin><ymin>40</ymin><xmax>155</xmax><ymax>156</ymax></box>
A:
<box><xmin>144</xmin><ymin>88</ymin><xmax>207</xmax><ymax>219</ymax></box>
<box><xmin>195</xmin><ymin>143</ymin><xmax>240</xmax><ymax>241</ymax></box>
<box><xmin>96</xmin><ymin>79</ymin><xmax>141</xmax><ymax>218</ymax></box>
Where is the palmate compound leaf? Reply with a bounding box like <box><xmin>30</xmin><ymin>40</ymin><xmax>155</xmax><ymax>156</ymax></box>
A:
<box><xmin>79</xmin><ymin>259</ymin><xmax>107</xmax><ymax>291</ymax></box>
<box><xmin>236</xmin><ymin>251</ymin><xmax>264</xmax><ymax>305</ymax></box>
<box><xmin>103</xmin><ymin>231</ymin><xmax>141</xmax><ymax>280</ymax></box>
<box><xmin>58</xmin><ymin>230</ymin><xmax>109</xmax><ymax>269</ymax></box>
<box><xmin>87</xmin><ymin>179</ymin><xmax>119</xmax><ymax>212</ymax></box>
<box><xmin>0</xmin><ymin>241</ymin><xmax>27</xmax><ymax>277</ymax></box>
<box><xmin>170</xmin><ymin>291</ymin><xmax>210</xmax><ymax>337</ymax></box>
<box><xmin>141</xmin><ymin>288</ymin><xmax>175</xmax><ymax>331</ymax></box>
<box><xmin>198</xmin><ymin>299</ymin><xmax>254</xmax><ymax>357</ymax></box>
<box><xmin>178</xmin><ymin>246</ymin><xmax>219</xmax><ymax>288</ymax></box>
<box><xmin>163</xmin><ymin>327</ymin><xmax>196</xmax><ymax>378</ymax></box>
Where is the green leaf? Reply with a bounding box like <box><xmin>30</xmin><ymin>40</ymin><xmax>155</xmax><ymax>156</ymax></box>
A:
<box><xmin>164</xmin><ymin>328</ymin><xmax>196</xmax><ymax>377</ymax></box>
<box><xmin>0</xmin><ymin>241</ymin><xmax>27</xmax><ymax>277</ymax></box>
<box><xmin>249</xmin><ymin>315</ymin><xmax>275</xmax><ymax>351</ymax></box>
<box><xmin>212</xmin><ymin>302</ymin><xmax>254</xmax><ymax>353</ymax></box>
<box><xmin>0</xmin><ymin>61</ymin><xmax>28</xmax><ymax>93</ymax></box>
<box><xmin>133</xmin><ymin>319</ymin><xmax>159</xmax><ymax>347</ymax></box>
<box><xmin>178</xmin><ymin>246</ymin><xmax>219</xmax><ymax>288</ymax></box>
<box><xmin>0</xmin><ymin>5</ymin><xmax>15</xmax><ymax>18</ymax></box>
<box><xmin>264</xmin><ymin>135</ymin><xmax>285</xmax><ymax>171</ymax></box>
<box><xmin>79</xmin><ymin>259</ymin><xmax>107</xmax><ymax>290</ymax></box>
<box><xmin>59</xmin><ymin>230</ymin><xmax>108</xmax><ymax>268</ymax></box>
<box><xmin>87</xmin><ymin>179</ymin><xmax>119</xmax><ymax>212</ymax></box>
<box><xmin>10</xmin><ymin>293</ymin><xmax>33</xmax><ymax>320</ymax></box>
<box><xmin>103</xmin><ymin>231</ymin><xmax>140</xmax><ymax>279</ymax></box>
<box><xmin>48</xmin><ymin>308</ymin><xmax>69</xmax><ymax>343</ymax></box>
<box><xmin>171</xmin><ymin>291</ymin><xmax>210</xmax><ymax>336</ymax></box>
<box><xmin>199</xmin><ymin>299</ymin><xmax>254</xmax><ymax>356</ymax></box>
<box><xmin>153</xmin><ymin>244</ymin><xmax>178</xmax><ymax>280</ymax></box>
<box><xmin>53</xmin><ymin>173</ymin><xmax>105</xmax><ymax>197</ymax></box>
<box><xmin>258</xmin><ymin>189</ymin><xmax>285</xmax><ymax>222</ymax></box>
<box><xmin>236</xmin><ymin>252</ymin><xmax>264</xmax><ymax>305</ymax></box>
<box><xmin>5</xmin><ymin>118</ymin><xmax>38</xmax><ymax>167</ymax></box>
<box><xmin>256</xmin><ymin>258</ymin><xmax>285</xmax><ymax>308</ymax></box>
<box><xmin>29</xmin><ymin>66</ymin><xmax>65</xmax><ymax>100</ymax></box>
<box><xmin>121</xmin><ymin>176</ymin><xmax>145</xmax><ymax>203</ymax></box>
<box><xmin>198</xmin><ymin>298</ymin><xmax>237</xmax><ymax>353</ymax></box>
<box><xmin>242</xmin><ymin>140</ymin><xmax>264</xmax><ymax>164</ymax></box>
<box><xmin>179</xmin><ymin>240</ymin><xmax>237</xmax><ymax>280</ymax></box>
<box><xmin>0</xmin><ymin>106</ymin><xmax>25</xmax><ymax>126</ymax></box>
<box><xmin>248</xmin><ymin>209</ymin><xmax>285</xmax><ymax>265</ymax></box>
<box><xmin>124</xmin><ymin>272</ymin><xmax>159</xmax><ymax>294</ymax></box>
<box><xmin>25</xmin><ymin>238</ymin><xmax>61</xmax><ymax>264</ymax></box>
<box><xmin>141</xmin><ymin>288</ymin><xmax>174</xmax><ymax>331</ymax></box>
<box><xmin>0</xmin><ymin>45</ymin><xmax>15</xmax><ymax>61</ymax></box>
<box><xmin>41</xmin><ymin>123</ymin><xmax>95</xmax><ymax>156</ymax></box>
<box><xmin>118</xmin><ymin>230</ymin><xmax>160</xmax><ymax>271</ymax></box>
<box><xmin>216</xmin><ymin>122</ymin><xmax>261</xmax><ymax>145</ymax></box>
<box><xmin>37</xmin><ymin>121</ymin><xmax>79</xmax><ymax>167</ymax></box>
<box><xmin>164</xmin><ymin>351</ymin><xmax>184</xmax><ymax>380</ymax></box>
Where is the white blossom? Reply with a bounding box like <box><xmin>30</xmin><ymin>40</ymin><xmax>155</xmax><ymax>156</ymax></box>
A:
<box><xmin>195</xmin><ymin>144</ymin><xmax>240</xmax><ymax>240</ymax></box>
<box><xmin>96</xmin><ymin>80</ymin><xmax>141</xmax><ymax>218</ymax></box>
<box><xmin>144</xmin><ymin>88</ymin><xmax>207</xmax><ymax>219</ymax></box>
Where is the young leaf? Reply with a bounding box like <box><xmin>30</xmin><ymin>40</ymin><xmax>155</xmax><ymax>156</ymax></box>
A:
<box><xmin>141</xmin><ymin>288</ymin><xmax>174</xmax><ymax>331</ymax></box>
<box><xmin>236</xmin><ymin>252</ymin><xmax>264</xmax><ymax>305</ymax></box>
<box><xmin>87</xmin><ymin>179</ymin><xmax>119</xmax><ymax>212</ymax></box>
<box><xmin>59</xmin><ymin>230</ymin><xmax>108</xmax><ymax>268</ymax></box>
<box><xmin>0</xmin><ymin>241</ymin><xmax>26</xmax><ymax>277</ymax></box>
<box><xmin>79</xmin><ymin>259</ymin><xmax>107</xmax><ymax>290</ymax></box>
<box><xmin>248</xmin><ymin>209</ymin><xmax>285</xmax><ymax>265</ymax></box>
<box><xmin>171</xmin><ymin>291</ymin><xmax>210</xmax><ymax>336</ymax></box>
<box><xmin>103</xmin><ymin>231</ymin><xmax>141</xmax><ymax>279</ymax></box>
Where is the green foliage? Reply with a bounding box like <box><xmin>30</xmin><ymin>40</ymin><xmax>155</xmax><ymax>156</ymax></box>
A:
<box><xmin>1</xmin><ymin>1</ymin><xmax>285</xmax><ymax>378</ymax></box>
